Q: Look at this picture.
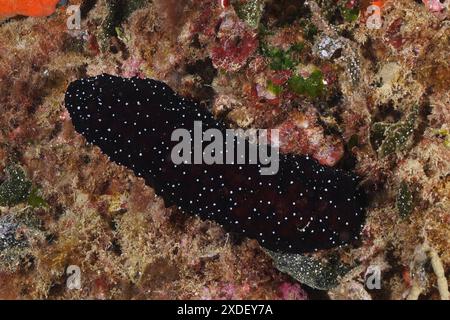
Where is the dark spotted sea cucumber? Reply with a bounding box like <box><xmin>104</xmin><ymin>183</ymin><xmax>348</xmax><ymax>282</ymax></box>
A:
<box><xmin>65</xmin><ymin>74</ymin><xmax>366</xmax><ymax>253</ymax></box>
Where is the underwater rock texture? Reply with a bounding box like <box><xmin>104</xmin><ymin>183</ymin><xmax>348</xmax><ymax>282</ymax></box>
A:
<box><xmin>0</xmin><ymin>0</ymin><xmax>449</xmax><ymax>299</ymax></box>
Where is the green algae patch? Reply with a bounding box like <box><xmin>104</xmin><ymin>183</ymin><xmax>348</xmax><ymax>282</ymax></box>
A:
<box><xmin>288</xmin><ymin>70</ymin><xmax>324</xmax><ymax>98</ymax></box>
<box><xmin>341</xmin><ymin>6</ymin><xmax>360</xmax><ymax>23</ymax></box>
<box><xmin>27</xmin><ymin>187</ymin><xmax>48</xmax><ymax>209</ymax></box>
<box><xmin>261</xmin><ymin>43</ymin><xmax>304</xmax><ymax>71</ymax></box>
<box><xmin>267</xmin><ymin>80</ymin><xmax>283</xmax><ymax>96</ymax></box>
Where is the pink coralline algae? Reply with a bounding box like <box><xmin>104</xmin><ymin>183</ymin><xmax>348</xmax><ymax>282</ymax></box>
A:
<box><xmin>273</xmin><ymin>111</ymin><xmax>344</xmax><ymax>167</ymax></box>
<box><xmin>210</xmin><ymin>11</ymin><xmax>258</xmax><ymax>72</ymax></box>
<box><xmin>278</xmin><ymin>282</ymin><xmax>308</xmax><ymax>300</ymax></box>
<box><xmin>422</xmin><ymin>0</ymin><xmax>446</xmax><ymax>13</ymax></box>
<box><xmin>121</xmin><ymin>57</ymin><xmax>144</xmax><ymax>78</ymax></box>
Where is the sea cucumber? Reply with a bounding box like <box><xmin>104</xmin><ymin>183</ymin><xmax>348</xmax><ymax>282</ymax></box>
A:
<box><xmin>65</xmin><ymin>74</ymin><xmax>366</xmax><ymax>253</ymax></box>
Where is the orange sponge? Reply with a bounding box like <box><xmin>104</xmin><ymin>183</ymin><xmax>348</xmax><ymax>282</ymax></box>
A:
<box><xmin>372</xmin><ymin>1</ymin><xmax>385</xmax><ymax>8</ymax></box>
<box><xmin>0</xmin><ymin>0</ymin><xmax>60</xmax><ymax>18</ymax></box>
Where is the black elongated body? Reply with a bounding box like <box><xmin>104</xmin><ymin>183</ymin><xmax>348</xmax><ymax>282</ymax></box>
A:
<box><xmin>65</xmin><ymin>74</ymin><xmax>365</xmax><ymax>253</ymax></box>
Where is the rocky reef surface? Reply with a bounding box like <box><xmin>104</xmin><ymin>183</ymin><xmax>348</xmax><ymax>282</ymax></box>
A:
<box><xmin>0</xmin><ymin>0</ymin><xmax>449</xmax><ymax>299</ymax></box>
